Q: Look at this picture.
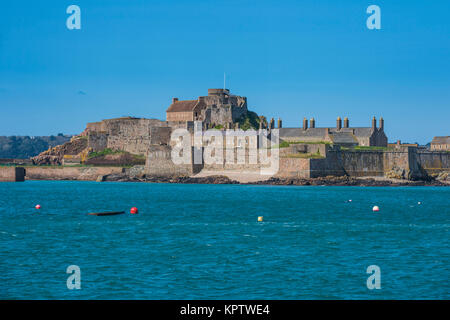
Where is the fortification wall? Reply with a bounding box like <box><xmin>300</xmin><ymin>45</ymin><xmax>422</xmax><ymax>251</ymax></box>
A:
<box><xmin>25</xmin><ymin>166</ymin><xmax>124</xmax><ymax>181</ymax></box>
<box><xmin>150</xmin><ymin>126</ymin><xmax>171</xmax><ymax>145</ymax></box>
<box><xmin>86</xmin><ymin>118</ymin><xmax>172</xmax><ymax>155</ymax></box>
<box><xmin>276</xmin><ymin>148</ymin><xmax>433</xmax><ymax>179</ymax></box>
<box><xmin>416</xmin><ymin>151</ymin><xmax>450</xmax><ymax>174</ymax></box>
<box><xmin>107</xmin><ymin>136</ymin><xmax>153</xmax><ymax>155</ymax></box>
<box><xmin>209</xmin><ymin>105</ymin><xmax>233</xmax><ymax>125</ymax></box>
<box><xmin>309</xmin><ymin>152</ymin><xmax>347</xmax><ymax>177</ymax></box>
<box><xmin>277</xmin><ymin>158</ymin><xmax>311</xmax><ymax>178</ymax></box>
<box><xmin>0</xmin><ymin>167</ymin><xmax>26</xmax><ymax>182</ymax></box>
<box><xmin>86</xmin><ymin>121</ymin><xmax>104</xmax><ymax>132</ymax></box>
<box><xmin>338</xmin><ymin>151</ymin><xmax>385</xmax><ymax>177</ymax></box>
<box><xmin>202</xmin><ymin>146</ymin><xmax>261</xmax><ymax>171</ymax></box>
<box><xmin>145</xmin><ymin>145</ymin><xmax>202</xmax><ymax>177</ymax></box>
<box><xmin>88</xmin><ymin>132</ymin><xmax>108</xmax><ymax>151</ymax></box>
<box><xmin>279</xmin><ymin>144</ymin><xmax>328</xmax><ymax>157</ymax></box>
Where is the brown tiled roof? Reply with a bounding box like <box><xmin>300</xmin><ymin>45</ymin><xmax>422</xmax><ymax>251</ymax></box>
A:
<box><xmin>431</xmin><ymin>136</ymin><xmax>450</xmax><ymax>144</ymax></box>
<box><xmin>166</xmin><ymin>100</ymin><xmax>198</xmax><ymax>112</ymax></box>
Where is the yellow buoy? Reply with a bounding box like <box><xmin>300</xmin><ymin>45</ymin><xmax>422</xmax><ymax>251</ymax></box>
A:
<box><xmin>258</xmin><ymin>216</ymin><xmax>264</xmax><ymax>222</ymax></box>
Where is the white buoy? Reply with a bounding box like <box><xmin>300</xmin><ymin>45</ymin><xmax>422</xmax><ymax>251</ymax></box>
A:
<box><xmin>348</xmin><ymin>199</ymin><xmax>352</xmax><ymax>202</ymax></box>
<box><xmin>418</xmin><ymin>202</ymin><xmax>421</xmax><ymax>205</ymax></box>
<box><xmin>372</xmin><ymin>206</ymin><xmax>380</xmax><ymax>212</ymax></box>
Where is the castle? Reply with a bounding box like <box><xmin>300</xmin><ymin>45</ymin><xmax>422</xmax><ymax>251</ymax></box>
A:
<box><xmin>25</xmin><ymin>88</ymin><xmax>449</xmax><ymax>182</ymax></box>
<box><xmin>81</xmin><ymin>89</ymin><xmax>387</xmax><ymax>157</ymax></box>
<box><xmin>166</xmin><ymin>89</ymin><xmax>248</xmax><ymax>128</ymax></box>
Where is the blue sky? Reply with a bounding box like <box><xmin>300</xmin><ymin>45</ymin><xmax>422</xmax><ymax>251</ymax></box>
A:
<box><xmin>0</xmin><ymin>0</ymin><xmax>449</xmax><ymax>144</ymax></box>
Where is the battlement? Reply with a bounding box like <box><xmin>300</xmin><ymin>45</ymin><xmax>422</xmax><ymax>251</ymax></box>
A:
<box><xmin>166</xmin><ymin>89</ymin><xmax>247</xmax><ymax>126</ymax></box>
<box><xmin>208</xmin><ymin>88</ymin><xmax>230</xmax><ymax>96</ymax></box>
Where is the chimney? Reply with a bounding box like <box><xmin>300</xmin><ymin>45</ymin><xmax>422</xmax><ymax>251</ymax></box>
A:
<box><xmin>310</xmin><ymin>118</ymin><xmax>315</xmax><ymax>128</ymax></box>
<box><xmin>270</xmin><ymin>118</ymin><xmax>275</xmax><ymax>129</ymax></box>
<box><xmin>303</xmin><ymin>118</ymin><xmax>308</xmax><ymax>130</ymax></box>
<box><xmin>336</xmin><ymin>117</ymin><xmax>342</xmax><ymax>130</ymax></box>
<box><xmin>379</xmin><ymin>117</ymin><xmax>384</xmax><ymax>131</ymax></box>
<box><xmin>172</xmin><ymin>98</ymin><xmax>178</xmax><ymax>104</ymax></box>
<box><xmin>372</xmin><ymin>116</ymin><xmax>376</xmax><ymax>130</ymax></box>
<box><xmin>277</xmin><ymin>118</ymin><xmax>282</xmax><ymax>128</ymax></box>
<box><xmin>344</xmin><ymin>117</ymin><xmax>349</xmax><ymax>128</ymax></box>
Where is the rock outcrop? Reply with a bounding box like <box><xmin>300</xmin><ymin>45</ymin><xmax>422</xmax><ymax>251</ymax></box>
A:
<box><xmin>31</xmin><ymin>136</ymin><xmax>88</xmax><ymax>165</ymax></box>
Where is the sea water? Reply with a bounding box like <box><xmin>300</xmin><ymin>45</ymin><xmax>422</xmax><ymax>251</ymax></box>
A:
<box><xmin>0</xmin><ymin>181</ymin><xmax>448</xmax><ymax>299</ymax></box>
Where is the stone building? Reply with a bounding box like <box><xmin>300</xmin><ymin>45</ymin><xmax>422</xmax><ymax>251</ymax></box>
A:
<box><xmin>278</xmin><ymin>116</ymin><xmax>388</xmax><ymax>147</ymax></box>
<box><xmin>166</xmin><ymin>89</ymin><xmax>247</xmax><ymax>127</ymax></box>
<box><xmin>430</xmin><ymin>136</ymin><xmax>450</xmax><ymax>151</ymax></box>
<box><xmin>84</xmin><ymin>117</ymin><xmax>171</xmax><ymax>155</ymax></box>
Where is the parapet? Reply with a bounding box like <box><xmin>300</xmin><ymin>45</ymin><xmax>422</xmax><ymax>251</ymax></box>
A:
<box><xmin>208</xmin><ymin>89</ymin><xmax>230</xmax><ymax>96</ymax></box>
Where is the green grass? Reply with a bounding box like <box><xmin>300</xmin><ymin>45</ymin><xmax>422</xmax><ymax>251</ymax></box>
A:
<box><xmin>279</xmin><ymin>141</ymin><xmax>290</xmax><ymax>148</ymax></box>
<box><xmin>284</xmin><ymin>153</ymin><xmax>325</xmax><ymax>159</ymax></box>
<box><xmin>353</xmin><ymin>146</ymin><xmax>388</xmax><ymax>151</ymax></box>
<box><xmin>273</xmin><ymin>140</ymin><xmax>331</xmax><ymax>148</ymax></box>
<box><xmin>288</xmin><ymin>140</ymin><xmax>331</xmax><ymax>145</ymax></box>
<box><xmin>132</xmin><ymin>154</ymin><xmax>146</xmax><ymax>161</ymax></box>
<box><xmin>87</xmin><ymin>148</ymin><xmax>124</xmax><ymax>159</ymax></box>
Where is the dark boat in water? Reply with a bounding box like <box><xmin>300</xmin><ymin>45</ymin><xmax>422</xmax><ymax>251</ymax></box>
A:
<box><xmin>88</xmin><ymin>211</ymin><xmax>125</xmax><ymax>216</ymax></box>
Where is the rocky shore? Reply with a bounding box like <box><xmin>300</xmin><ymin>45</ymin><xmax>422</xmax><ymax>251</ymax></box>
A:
<box><xmin>99</xmin><ymin>173</ymin><xmax>449</xmax><ymax>186</ymax></box>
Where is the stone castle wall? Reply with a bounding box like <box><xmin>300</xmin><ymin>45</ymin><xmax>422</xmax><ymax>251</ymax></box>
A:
<box><xmin>294</xmin><ymin>148</ymin><xmax>448</xmax><ymax>180</ymax></box>
<box><xmin>86</xmin><ymin>118</ymin><xmax>172</xmax><ymax>155</ymax></box>
<box><xmin>25</xmin><ymin>166</ymin><xmax>124</xmax><ymax>181</ymax></box>
<box><xmin>0</xmin><ymin>167</ymin><xmax>26</xmax><ymax>182</ymax></box>
<box><xmin>277</xmin><ymin>158</ymin><xmax>311</xmax><ymax>178</ymax></box>
<box><xmin>145</xmin><ymin>145</ymin><xmax>202</xmax><ymax>177</ymax></box>
<box><xmin>416</xmin><ymin>150</ymin><xmax>450</xmax><ymax>174</ymax></box>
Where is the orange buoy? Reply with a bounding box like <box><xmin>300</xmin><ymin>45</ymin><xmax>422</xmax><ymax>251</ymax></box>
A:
<box><xmin>372</xmin><ymin>206</ymin><xmax>380</xmax><ymax>212</ymax></box>
<box><xmin>35</xmin><ymin>204</ymin><xmax>41</xmax><ymax>210</ymax></box>
<box><xmin>130</xmin><ymin>207</ymin><xmax>138</xmax><ymax>214</ymax></box>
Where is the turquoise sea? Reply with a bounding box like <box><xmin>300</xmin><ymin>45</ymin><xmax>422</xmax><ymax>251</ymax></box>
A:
<box><xmin>0</xmin><ymin>181</ymin><xmax>449</xmax><ymax>299</ymax></box>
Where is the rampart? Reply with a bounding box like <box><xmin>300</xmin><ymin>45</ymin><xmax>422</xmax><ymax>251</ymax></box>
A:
<box><xmin>25</xmin><ymin>166</ymin><xmax>124</xmax><ymax>181</ymax></box>
<box><xmin>276</xmin><ymin>147</ymin><xmax>449</xmax><ymax>180</ymax></box>
<box><xmin>86</xmin><ymin>118</ymin><xmax>171</xmax><ymax>155</ymax></box>
<box><xmin>416</xmin><ymin>150</ymin><xmax>450</xmax><ymax>175</ymax></box>
<box><xmin>145</xmin><ymin>145</ymin><xmax>203</xmax><ymax>177</ymax></box>
<box><xmin>0</xmin><ymin>167</ymin><xmax>26</xmax><ymax>182</ymax></box>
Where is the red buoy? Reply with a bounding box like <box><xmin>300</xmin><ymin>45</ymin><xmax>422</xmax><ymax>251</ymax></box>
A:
<box><xmin>130</xmin><ymin>207</ymin><xmax>138</xmax><ymax>214</ymax></box>
<box><xmin>35</xmin><ymin>204</ymin><xmax>41</xmax><ymax>210</ymax></box>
